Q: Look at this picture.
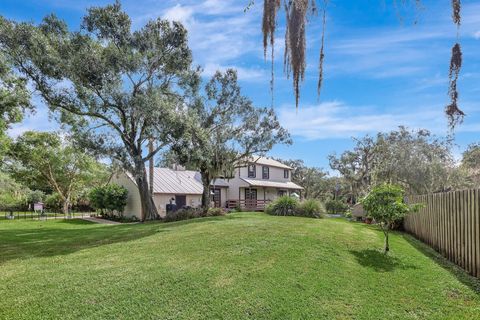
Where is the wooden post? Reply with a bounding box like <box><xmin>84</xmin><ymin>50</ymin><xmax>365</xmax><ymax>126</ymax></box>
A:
<box><xmin>148</xmin><ymin>138</ymin><xmax>154</xmax><ymax>197</ymax></box>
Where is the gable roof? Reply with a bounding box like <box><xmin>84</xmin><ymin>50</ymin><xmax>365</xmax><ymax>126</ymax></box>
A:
<box><xmin>248</xmin><ymin>156</ymin><xmax>292</xmax><ymax>170</ymax></box>
<box><xmin>146</xmin><ymin>168</ymin><xmax>204</xmax><ymax>195</ymax></box>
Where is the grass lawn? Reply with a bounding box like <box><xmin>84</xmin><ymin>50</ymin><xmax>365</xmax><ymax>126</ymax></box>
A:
<box><xmin>1</xmin><ymin>213</ymin><xmax>479</xmax><ymax>319</ymax></box>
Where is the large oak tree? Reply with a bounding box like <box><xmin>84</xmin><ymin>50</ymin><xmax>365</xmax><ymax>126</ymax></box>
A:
<box><xmin>0</xmin><ymin>2</ymin><xmax>198</xmax><ymax>220</ymax></box>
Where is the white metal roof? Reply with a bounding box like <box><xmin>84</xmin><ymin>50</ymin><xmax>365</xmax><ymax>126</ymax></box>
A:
<box><xmin>248</xmin><ymin>156</ymin><xmax>292</xmax><ymax>170</ymax></box>
<box><xmin>146</xmin><ymin>168</ymin><xmax>204</xmax><ymax>195</ymax></box>
<box><xmin>241</xmin><ymin>178</ymin><xmax>304</xmax><ymax>190</ymax></box>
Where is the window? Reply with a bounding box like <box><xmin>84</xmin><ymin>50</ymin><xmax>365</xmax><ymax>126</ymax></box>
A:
<box><xmin>262</xmin><ymin>166</ymin><xmax>269</xmax><ymax>179</ymax></box>
<box><xmin>284</xmin><ymin>169</ymin><xmax>289</xmax><ymax>179</ymax></box>
<box><xmin>248</xmin><ymin>164</ymin><xmax>256</xmax><ymax>178</ymax></box>
<box><xmin>278</xmin><ymin>190</ymin><xmax>287</xmax><ymax>197</ymax></box>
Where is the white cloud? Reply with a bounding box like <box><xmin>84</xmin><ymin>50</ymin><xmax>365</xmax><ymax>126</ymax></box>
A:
<box><xmin>162</xmin><ymin>4</ymin><xmax>194</xmax><ymax>25</ymax></box>
<box><xmin>135</xmin><ymin>0</ymin><xmax>262</xmax><ymax>75</ymax></box>
<box><xmin>202</xmin><ymin>63</ymin><xmax>267</xmax><ymax>82</ymax></box>
<box><xmin>277</xmin><ymin>101</ymin><xmax>459</xmax><ymax>140</ymax></box>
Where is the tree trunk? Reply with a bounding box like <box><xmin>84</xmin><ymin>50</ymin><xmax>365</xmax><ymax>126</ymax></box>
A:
<box><xmin>134</xmin><ymin>159</ymin><xmax>159</xmax><ymax>221</ymax></box>
<box><xmin>62</xmin><ymin>199</ymin><xmax>70</xmax><ymax>217</ymax></box>
<box><xmin>383</xmin><ymin>229</ymin><xmax>390</xmax><ymax>253</ymax></box>
<box><xmin>200</xmin><ymin>169</ymin><xmax>211</xmax><ymax>213</ymax></box>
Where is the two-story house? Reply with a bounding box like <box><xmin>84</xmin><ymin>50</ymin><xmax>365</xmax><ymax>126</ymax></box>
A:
<box><xmin>217</xmin><ymin>156</ymin><xmax>304</xmax><ymax>211</ymax></box>
<box><xmin>111</xmin><ymin>156</ymin><xmax>303</xmax><ymax>219</ymax></box>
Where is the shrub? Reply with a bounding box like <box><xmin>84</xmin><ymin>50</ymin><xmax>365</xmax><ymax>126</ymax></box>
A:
<box><xmin>89</xmin><ymin>184</ymin><xmax>128</xmax><ymax>216</ymax></box>
<box><xmin>45</xmin><ymin>193</ymin><xmax>63</xmax><ymax>211</ymax></box>
<box><xmin>207</xmin><ymin>207</ymin><xmax>226</xmax><ymax>217</ymax></box>
<box><xmin>0</xmin><ymin>193</ymin><xmax>25</xmax><ymax>211</ymax></box>
<box><xmin>297</xmin><ymin>199</ymin><xmax>324</xmax><ymax>218</ymax></box>
<box><xmin>26</xmin><ymin>190</ymin><xmax>45</xmax><ymax>205</ymax></box>
<box><xmin>164</xmin><ymin>208</ymin><xmax>203</xmax><ymax>222</ymax></box>
<box><xmin>325</xmin><ymin>199</ymin><xmax>348</xmax><ymax>214</ymax></box>
<box><xmin>265</xmin><ymin>196</ymin><xmax>299</xmax><ymax>216</ymax></box>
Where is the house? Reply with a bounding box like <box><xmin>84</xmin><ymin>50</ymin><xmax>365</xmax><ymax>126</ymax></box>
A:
<box><xmin>110</xmin><ymin>168</ymin><xmax>204</xmax><ymax>219</ymax></box>
<box><xmin>111</xmin><ymin>156</ymin><xmax>303</xmax><ymax>219</ymax></box>
<box><xmin>221</xmin><ymin>156</ymin><xmax>303</xmax><ymax>210</ymax></box>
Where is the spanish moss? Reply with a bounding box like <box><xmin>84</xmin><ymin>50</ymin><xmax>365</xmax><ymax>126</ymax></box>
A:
<box><xmin>284</xmin><ymin>0</ymin><xmax>310</xmax><ymax>108</ymax></box>
<box><xmin>446</xmin><ymin>0</ymin><xmax>463</xmax><ymax>130</ymax></box>
<box><xmin>446</xmin><ymin>43</ymin><xmax>464</xmax><ymax>129</ymax></box>
<box><xmin>452</xmin><ymin>0</ymin><xmax>461</xmax><ymax>26</ymax></box>
<box><xmin>317</xmin><ymin>1</ymin><xmax>327</xmax><ymax>99</ymax></box>
<box><xmin>262</xmin><ymin>0</ymin><xmax>281</xmax><ymax>102</ymax></box>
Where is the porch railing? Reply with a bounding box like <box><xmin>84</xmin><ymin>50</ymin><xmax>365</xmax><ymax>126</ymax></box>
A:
<box><xmin>226</xmin><ymin>200</ymin><xmax>271</xmax><ymax>211</ymax></box>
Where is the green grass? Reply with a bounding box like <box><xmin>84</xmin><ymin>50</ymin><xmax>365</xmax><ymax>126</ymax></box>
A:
<box><xmin>1</xmin><ymin>213</ymin><xmax>479</xmax><ymax>319</ymax></box>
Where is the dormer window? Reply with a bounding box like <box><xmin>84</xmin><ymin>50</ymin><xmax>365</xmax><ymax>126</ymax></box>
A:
<box><xmin>262</xmin><ymin>166</ymin><xmax>269</xmax><ymax>179</ymax></box>
<box><xmin>284</xmin><ymin>169</ymin><xmax>289</xmax><ymax>179</ymax></box>
<box><xmin>248</xmin><ymin>164</ymin><xmax>256</xmax><ymax>178</ymax></box>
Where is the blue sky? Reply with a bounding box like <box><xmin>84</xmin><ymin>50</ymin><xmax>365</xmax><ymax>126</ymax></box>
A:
<box><xmin>3</xmin><ymin>0</ymin><xmax>480</xmax><ymax>171</ymax></box>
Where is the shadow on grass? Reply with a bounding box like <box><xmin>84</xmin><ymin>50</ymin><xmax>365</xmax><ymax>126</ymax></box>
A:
<box><xmin>0</xmin><ymin>214</ymin><xmax>246</xmax><ymax>265</ymax></box>
<box><xmin>58</xmin><ymin>219</ymin><xmax>96</xmax><ymax>225</ymax></box>
<box><xmin>349</xmin><ymin>249</ymin><xmax>418</xmax><ymax>272</ymax></box>
<box><xmin>0</xmin><ymin>223</ymin><xmax>161</xmax><ymax>265</ymax></box>
<box><xmin>402</xmin><ymin>234</ymin><xmax>480</xmax><ymax>294</ymax></box>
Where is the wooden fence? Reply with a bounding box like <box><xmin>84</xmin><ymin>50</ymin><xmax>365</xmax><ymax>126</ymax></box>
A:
<box><xmin>404</xmin><ymin>190</ymin><xmax>480</xmax><ymax>277</ymax></box>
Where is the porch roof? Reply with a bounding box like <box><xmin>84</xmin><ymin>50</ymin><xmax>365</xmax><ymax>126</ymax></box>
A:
<box><xmin>241</xmin><ymin>178</ymin><xmax>304</xmax><ymax>190</ymax></box>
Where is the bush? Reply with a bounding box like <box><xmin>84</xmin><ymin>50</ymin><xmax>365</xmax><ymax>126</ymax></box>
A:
<box><xmin>265</xmin><ymin>196</ymin><xmax>299</xmax><ymax>216</ymax></box>
<box><xmin>26</xmin><ymin>190</ymin><xmax>45</xmax><ymax>205</ymax></box>
<box><xmin>164</xmin><ymin>207</ymin><xmax>203</xmax><ymax>222</ymax></box>
<box><xmin>164</xmin><ymin>206</ymin><xmax>226</xmax><ymax>222</ymax></box>
<box><xmin>0</xmin><ymin>193</ymin><xmax>25</xmax><ymax>211</ymax></box>
<box><xmin>89</xmin><ymin>184</ymin><xmax>128</xmax><ymax>216</ymax></box>
<box><xmin>45</xmin><ymin>193</ymin><xmax>63</xmax><ymax>211</ymax></box>
<box><xmin>325</xmin><ymin>199</ymin><xmax>348</xmax><ymax>214</ymax></box>
<box><xmin>207</xmin><ymin>207</ymin><xmax>226</xmax><ymax>217</ymax></box>
<box><xmin>297</xmin><ymin>199</ymin><xmax>324</xmax><ymax>218</ymax></box>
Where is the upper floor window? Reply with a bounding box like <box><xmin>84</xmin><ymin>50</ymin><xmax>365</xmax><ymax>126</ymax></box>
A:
<box><xmin>248</xmin><ymin>164</ymin><xmax>256</xmax><ymax>178</ymax></box>
<box><xmin>284</xmin><ymin>169</ymin><xmax>289</xmax><ymax>179</ymax></box>
<box><xmin>262</xmin><ymin>166</ymin><xmax>269</xmax><ymax>179</ymax></box>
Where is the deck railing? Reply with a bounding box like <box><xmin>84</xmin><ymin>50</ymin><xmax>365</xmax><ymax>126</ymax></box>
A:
<box><xmin>226</xmin><ymin>200</ymin><xmax>271</xmax><ymax>211</ymax></box>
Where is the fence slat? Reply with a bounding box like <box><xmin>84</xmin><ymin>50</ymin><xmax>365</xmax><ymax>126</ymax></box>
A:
<box><xmin>405</xmin><ymin>189</ymin><xmax>479</xmax><ymax>277</ymax></box>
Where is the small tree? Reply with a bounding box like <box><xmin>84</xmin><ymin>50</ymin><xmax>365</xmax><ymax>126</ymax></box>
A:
<box><xmin>89</xmin><ymin>184</ymin><xmax>128</xmax><ymax>216</ymax></box>
<box><xmin>361</xmin><ymin>184</ymin><xmax>411</xmax><ymax>253</ymax></box>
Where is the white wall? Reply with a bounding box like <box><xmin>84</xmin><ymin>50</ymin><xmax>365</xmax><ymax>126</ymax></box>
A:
<box><xmin>239</xmin><ymin>164</ymin><xmax>291</xmax><ymax>182</ymax></box>
<box><xmin>110</xmin><ymin>172</ymin><xmax>142</xmax><ymax>219</ymax></box>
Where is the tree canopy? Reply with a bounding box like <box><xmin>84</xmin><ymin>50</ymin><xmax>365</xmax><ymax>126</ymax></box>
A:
<box><xmin>0</xmin><ymin>1</ymin><xmax>198</xmax><ymax>220</ymax></box>
<box><xmin>361</xmin><ymin>183</ymin><xmax>412</xmax><ymax>253</ymax></box>
<box><xmin>7</xmin><ymin>131</ymin><xmax>105</xmax><ymax>214</ymax></box>
<box><xmin>329</xmin><ymin>127</ymin><xmax>467</xmax><ymax>198</ymax></box>
<box><xmin>170</xmin><ymin>69</ymin><xmax>290</xmax><ymax>211</ymax></box>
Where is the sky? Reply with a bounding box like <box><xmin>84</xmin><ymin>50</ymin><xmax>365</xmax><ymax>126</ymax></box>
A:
<box><xmin>2</xmin><ymin>0</ymin><xmax>480</xmax><ymax>171</ymax></box>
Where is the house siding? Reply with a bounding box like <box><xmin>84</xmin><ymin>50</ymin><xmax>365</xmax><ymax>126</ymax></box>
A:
<box><xmin>110</xmin><ymin>172</ymin><xmax>142</xmax><ymax>219</ymax></box>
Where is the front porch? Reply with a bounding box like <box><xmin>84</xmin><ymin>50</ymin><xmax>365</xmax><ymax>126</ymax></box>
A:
<box><xmin>226</xmin><ymin>199</ymin><xmax>271</xmax><ymax>211</ymax></box>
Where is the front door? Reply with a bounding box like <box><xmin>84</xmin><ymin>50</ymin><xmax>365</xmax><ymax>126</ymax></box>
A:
<box><xmin>210</xmin><ymin>188</ymin><xmax>221</xmax><ymax>208</ymax></box>
<box><xmin>245</xmin><ymin>189</ymin><xmax>257</xmax><ymax>209</ymax></box>
<box><xmin>175</xmin><ymin>195</ymin><xmax>187</xmax><ymax>209</ymax></box>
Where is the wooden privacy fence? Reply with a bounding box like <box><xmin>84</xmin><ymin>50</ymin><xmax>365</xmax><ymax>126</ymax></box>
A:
<box><xmin>404</xmin><ymin>190</ymin><xmax>480</xmax><ymax>277</ymax></box>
